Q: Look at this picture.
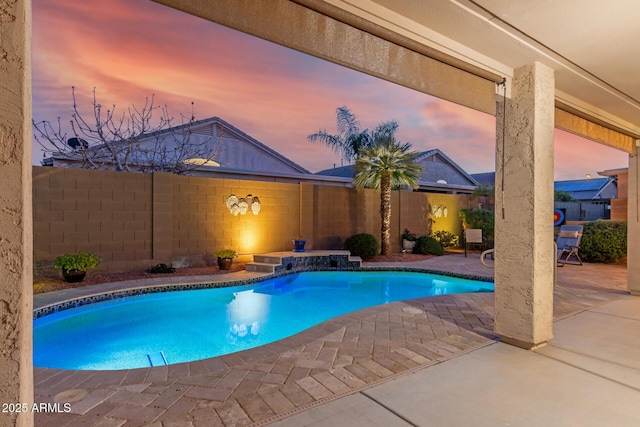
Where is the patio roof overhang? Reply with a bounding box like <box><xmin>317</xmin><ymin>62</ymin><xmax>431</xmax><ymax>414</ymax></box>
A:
<box><xmin>153</xmin><ymin>0</ymin><xmax>640</xmax><ymax>152</ymax></box>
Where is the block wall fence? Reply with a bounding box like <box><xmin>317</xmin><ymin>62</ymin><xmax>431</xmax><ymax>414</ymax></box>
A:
<box><xmin>32</xmin><ymin>167</ymin><xmax>471</xmax><ymax>274</ymax></box>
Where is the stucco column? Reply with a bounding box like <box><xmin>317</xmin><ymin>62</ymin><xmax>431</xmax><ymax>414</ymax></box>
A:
<box><xmin>494</xmin><ymin>62</ymin><xmax>555</xmax><ymax>350</ymax></box>
<box><xmin>0</xmin><ymin>0</ymin><xmax>34</xmax><ymax>426</ymax></box>
<box><xmin>627</xmin><ymin>150</ymin><xmax>640</xmax><ymax>295</ymax></box>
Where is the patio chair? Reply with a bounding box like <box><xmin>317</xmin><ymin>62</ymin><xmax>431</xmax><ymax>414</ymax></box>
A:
<box><xmin>556</xmin><ymin>225</ymin><xmax>583</xmax><ymax>267</ymax></box>
<box><xmin>463</xmin><ymin>228</ymin><xmax>484</xmax><ymax>257</ymax></box>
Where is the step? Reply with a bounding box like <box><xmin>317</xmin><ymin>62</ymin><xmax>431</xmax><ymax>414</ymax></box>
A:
<box><xmin>253</xmin><ymin>255</ymin><xmax>283</xmax><ymax>265</ymax></box>
<box><xmin>246</xmin><ymin>262</ymin><xmax>278</xmax><ymax>273</ymax></box>
<box><xmin>147</xmin><ymin>351</ymin><xmax>168</xmax><ymax>367</ymax></box>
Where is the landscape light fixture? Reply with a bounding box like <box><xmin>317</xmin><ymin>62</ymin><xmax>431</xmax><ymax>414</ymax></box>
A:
<box><xmin>225</xmin><ymin>194</ymin><xmax>261</xmax><ymax>216</ymax></box>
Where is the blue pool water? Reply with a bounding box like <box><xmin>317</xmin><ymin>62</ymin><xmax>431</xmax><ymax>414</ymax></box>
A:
<box><xmin>34</xmin><ymin>271</ymin><xmax>493</xmax><ymax>370</ymax></box>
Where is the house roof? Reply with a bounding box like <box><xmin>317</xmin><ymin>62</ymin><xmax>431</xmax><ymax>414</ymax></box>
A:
<box><xmin>598</xmin><ymin>168</ymin><xmax>627</xmax><ymax>177</ymax></box>
<box><xmin>470</xmin><ymin>172</ymin><xmax>495</xmax><ymax>186</ymax></box>
<box><xmin>43</xmin><ymin>116</ymin><xmax>311</xmax><ymax>175</ymax></box>
<box><xmin>314</xmin><ymin>164</ymin><xmax>356</xmax><ymax>178</ymax></box>
<box><xmin>414</xmin><ymin>149</ymin><xmax>479</xmax><ymax>186</ymax></box>
<box><xmin>554</xmin><ymin>178</ymin><xmax>617</xmax><ymax>200</ymax></box>
<box><xmin>473</xmin><ymin>173</ymin><xmax>617</xmax><ymax>200</ymax></box>
<box><xmin>554</xmin><ymin>178</ymin><xmax>610</xmax><ymax>193</ymax></box>
<box><xmin>316</xmin><ymin>148</ymin><xmax>477</xmax><ymax>183</ymax></box>
<box><xmin>149</xmin><ymin>117</ymin><xmax>311</xmax><ymax>174</ymax></box>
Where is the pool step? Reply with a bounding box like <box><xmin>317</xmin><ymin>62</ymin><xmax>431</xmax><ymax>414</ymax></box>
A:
<box><xmin>253</xmin><ymin>255</ymin><xmax>283</xmax><ymax>264</ymax></box>
<box><xmin>246</xmin><ymin>254</ymin><xmax>282</xmax><ymax>273</ymax></box>
<box><xmin>246</xmin><ymin>261</ymin><xmax>279</xmax><ymax>273</ymax></box>
<box><xmin>245</xmin><ymin>252</ymin><xmax>363</xmax><ymax>274</ymax></box>
<box><xmin>147</xmin><ymin>351</ymin><xmax>168</xmax><ymax>367</ymax></box>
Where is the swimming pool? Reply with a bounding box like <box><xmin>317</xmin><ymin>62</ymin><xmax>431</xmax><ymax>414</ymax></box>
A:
<box><xmin>34</xmin><ymin>270</ymin><xmax>493</xmax><ymax>370</ymax></box>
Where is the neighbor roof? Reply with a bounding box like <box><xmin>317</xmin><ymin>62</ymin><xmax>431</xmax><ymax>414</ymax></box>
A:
<box><xmin>470</xmin><ymin>172</ymin><xmax>495</xmax><ymax>186</ymax></box>
<box><xmin>316</xmin><ymin>149</ymin><xmax>478</xmax><ymax>183</ymax></box>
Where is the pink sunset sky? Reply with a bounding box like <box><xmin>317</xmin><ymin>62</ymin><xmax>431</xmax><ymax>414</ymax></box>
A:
<box><xmin>32</xmin><ymin>0</ymin><xmax>628</xmax><ymax>180</ymax></box>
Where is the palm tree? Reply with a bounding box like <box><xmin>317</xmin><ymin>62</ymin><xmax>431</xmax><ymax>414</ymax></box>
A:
<box><xmin>308</xmin><ymin>106</ymin><xmax>398</xmax><ymax>162</ymax></box>
<box><xmin>353</xmin><ymin>135</ymin><xmax>423</xmax><ymax>255</ymax></box>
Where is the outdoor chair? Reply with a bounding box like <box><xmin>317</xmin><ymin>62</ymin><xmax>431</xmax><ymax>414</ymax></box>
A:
<box><xmin>556</xmin><ymin>225</ymin><xmax>583</xmax><ymax>267</ymax></box>
<box><xmin>463</xmin><ymin>228</ymin><xmax>484</xmax><ymax>257</ymax></box>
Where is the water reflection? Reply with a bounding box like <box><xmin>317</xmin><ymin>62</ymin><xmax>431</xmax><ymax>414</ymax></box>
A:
<box><xmin>226</xmin><ymin>290</ymin><xmax>269</xmax><ymax>345</ymax></box>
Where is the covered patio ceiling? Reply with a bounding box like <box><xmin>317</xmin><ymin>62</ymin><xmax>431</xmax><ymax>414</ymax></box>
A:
<box><xmin>327</xmin><ymin>0</ymin><xmax>640</xmax><ymax>139</ymax></box>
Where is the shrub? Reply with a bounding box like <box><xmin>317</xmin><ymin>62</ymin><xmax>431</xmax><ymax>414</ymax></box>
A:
<box><xmin>54</xmin><ymin>251</ymin><xmax>101</xmax><ymax>271</ymax></box>
<box><xmin>214</xmin><ymin>249</ymin><xmax>237</xmax><ymax>259</ymax></box>
<box><xmin>579</xmin><ymin>221</ymin><xmax>627</xmax><ymax>263</ymax></box>
<box><xmin>343</xmin><ymin>233</ymin><xmax>380</xmax><ymax>259</ymax></box>
<box><xmin>413</xmin><ymin>236</ymin><xmax>444</xmax><ymax>256</ymax></box>
<box><xmin>432</xmin><ymin>230</ymin><xmax>459</xmax><ymax>249</ymax></box>
<box><xmin>148</xmin><ymin>263</ymin><xmax>176</xmax><ymax>274</ymax></box>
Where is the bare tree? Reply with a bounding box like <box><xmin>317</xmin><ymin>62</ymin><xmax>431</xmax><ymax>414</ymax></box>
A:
<box><xmin>33</xmin><ymin>87</ymin><xmax>222</xmax><ymax>174</ymax></box>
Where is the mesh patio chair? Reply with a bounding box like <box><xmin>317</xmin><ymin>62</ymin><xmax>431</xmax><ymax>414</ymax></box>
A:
<box><xmin>556</xmin><ymin>225</ymin><xmax>583</xmax><ymax>267</ymax></box>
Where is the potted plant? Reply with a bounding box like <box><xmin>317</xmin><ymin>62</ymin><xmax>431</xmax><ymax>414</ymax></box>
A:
<box><xmin>214</xmin><ymin>249</ymin><xmax>237</xmax><ymax>270</ymax></box>
<box><xmin>54</xmin><ymin>251</ymin><xmax>101</xmax><ymax>283</ymax></box>
<box><xmin>293</xmin><ymin>236</ymin><xmax>306</xmax><ymax>252</ymax></box>
<box><xmin>401</xmin><ymin>229</ymin><xmax>418</xmax><ymax>251</ymax></box>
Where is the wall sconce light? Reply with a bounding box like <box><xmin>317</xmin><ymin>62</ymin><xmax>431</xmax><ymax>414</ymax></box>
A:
<box><xmin>226</xmin><ymin>194</ymin><xmax>261</xmax><ymax>216</ymax></box>
<box><xmin>431</xmin><ymin>204</ymin><xmax>448</xmax><ymax>218</ymax></box>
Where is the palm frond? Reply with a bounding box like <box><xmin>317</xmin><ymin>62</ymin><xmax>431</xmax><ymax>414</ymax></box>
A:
<box><xmin>336</xmin><ymin>106</ymin><xmax>360</xmax><ymax>139</ymax></box>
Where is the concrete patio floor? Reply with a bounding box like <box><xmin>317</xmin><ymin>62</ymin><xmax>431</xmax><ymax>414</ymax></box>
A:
<box><xmin>32</xmin><ymin>254</ymin><xmax>635</xmax><ymax>426</ymax></box>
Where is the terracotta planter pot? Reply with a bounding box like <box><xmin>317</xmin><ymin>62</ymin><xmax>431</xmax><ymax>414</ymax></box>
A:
<box><xmin>62</xmin><ymin>269</ymin><xmax>87</xmax><ymax>283</ymax></box>
<box><xmin>217</xmin><ymin>257</ymin><xmax>233</xmax><ymax>270</ymax></box>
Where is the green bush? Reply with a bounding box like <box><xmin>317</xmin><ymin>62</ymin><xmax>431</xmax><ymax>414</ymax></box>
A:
<box><xmin>148</xmin><ymin>263</ymin><xmax>176</xmax><ymax>274</ymax></box>
<box><xmin>579</xmin><ymin>221</ymin><xmax>627</xmax><ymax>263</ymax></box>
<box><xmin>54</xmin><ymin>251</ymin><xmax>101</xmax><ymax>272</ymax></box>
<box><xmin>413</xmin><ymin>235</ymin><xmax>444</xmax><ymax>256</ymax></box>
<box><xmin>459</xmin><ymin>208</ymin><xmax>494</xmax><ymax>246</ymax></box>
<box><xmin>432</xmin><ymin>230</ymin><xmax>459</xmax><ymax>249</ymax></box>
<box><xmin>214</xmin><ymin>249</ymin><xmax>237</xmax><ymax>259</ymax></box>
<box><xmin>343</xmin><ymin>233</ymin><xmax>380</xmax><ymax>259</ymax></box>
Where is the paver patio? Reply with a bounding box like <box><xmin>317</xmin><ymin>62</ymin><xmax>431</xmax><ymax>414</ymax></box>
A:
<box><xmin>33</xmin><ymin>254</ymin><xmax>628</xmax><ymax>426</ymax></box>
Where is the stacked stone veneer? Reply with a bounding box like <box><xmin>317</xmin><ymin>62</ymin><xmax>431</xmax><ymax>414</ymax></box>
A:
<box><xmin>33</xmin><ymin>166</ymin><xmax>471</xmax><ymax>273</ymax></box>
<box><xmin>271</xmin><ymin>253</ymin><xmax>362</xmax><ymax>274</ymax></box>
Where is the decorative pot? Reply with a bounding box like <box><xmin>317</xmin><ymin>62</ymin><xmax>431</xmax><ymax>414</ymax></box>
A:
<box><xmin>217</xmin><ymin>257</ymin><xmax>233</xmax><ymax>270</ymax></box>
<box><xmin>293</xmin><ymin>239</ymin><xmax>306</xmax><ymax>252</ymax></box>
<box><xmin>402</xmin><ymin>239</ymin><xmax>416</xmax><ymax>251</ymax></box>
<box><xmin>62</xmin><ymin>269</ymin><xmax>87</xmax><ymax>283</ymax></box>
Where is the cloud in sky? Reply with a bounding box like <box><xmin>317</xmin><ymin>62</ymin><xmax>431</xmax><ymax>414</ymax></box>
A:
<box><xmin>32</xmin><ymin>0</ymin><xmax>628</xmax><ymax>177</ymax></box>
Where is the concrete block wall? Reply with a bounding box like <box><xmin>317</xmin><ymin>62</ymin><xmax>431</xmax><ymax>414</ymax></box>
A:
<box><xmin>170</xmin><ymin>176</ymin><xmax>300</xmax><ymax>265</ymax></box>
<box><xmin>33</xmin><ymin>167</ymin><xmax>153</xmax><ymax>273</ymax></box>
<box><xmin>33</xmin><ymin>167</ymin><xmax>471</xmax><ymax>273</ymax></box>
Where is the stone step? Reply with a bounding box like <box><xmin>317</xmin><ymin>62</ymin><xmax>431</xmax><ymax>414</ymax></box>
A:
<box><xmin>349</xmin><ymin>256</ymin><xmax>362</xmax><ymax>267</ymax></box>
<box><xmin>246</xmin><ymin>262</ymin><xmax>278</xmax><ymax>273</ymax></box>
<box><xmin>253</xmin><ymin>255</ymin><xmax>284</xmax><ymax>265</ymax></box>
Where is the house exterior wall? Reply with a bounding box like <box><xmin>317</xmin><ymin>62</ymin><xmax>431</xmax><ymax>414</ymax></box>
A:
<box><xmin>597</xmin><ymin>183</ymin><xmax>617</xmax><ymax>200</ymax></box>
<box><xmin>418</xmin><ymin>155</ymin><xmax>475</xmax><ymax>185</ymax></box>
<box><xmin>214</xmin><ymin>134</ymin><xmax>304</xmax><ymax>174</ymax></box>
<box><xmin>0</xmin><ymin>0</ymin><xmax>34</xmax><ymax>423</ymax></box>
<box><xmin>33</xmin><ymin>167</ymin><xmax>471</xmax><ymax>274</ymax></box>
<box><xmin>611</xmin><ymin>170</ymin><xmax>628</xmax><ymax>221</ymax></box>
